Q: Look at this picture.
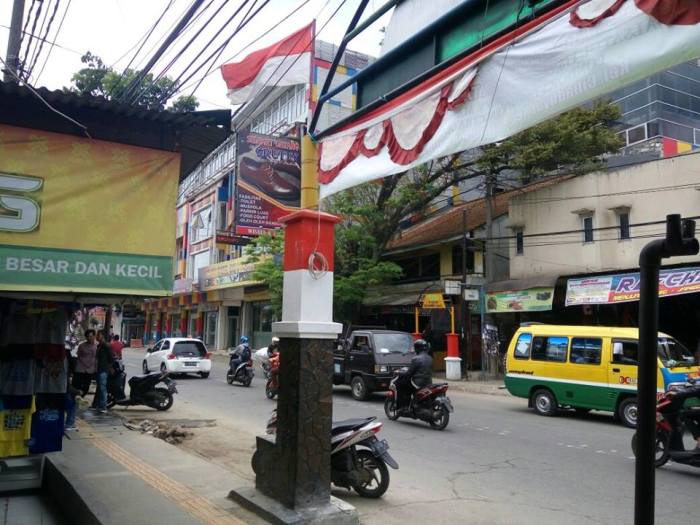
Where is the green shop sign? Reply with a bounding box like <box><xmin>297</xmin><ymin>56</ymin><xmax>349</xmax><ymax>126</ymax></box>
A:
<box><xmin>0</xmin><ymin>244</ymin><xmax>172</xmax><ymax>295</ymax></box>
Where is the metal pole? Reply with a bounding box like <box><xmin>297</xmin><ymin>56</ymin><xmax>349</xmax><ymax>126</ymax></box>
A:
<box><xmin>3</xmin><ymin>0</ymin><xmax>25</xmax><ymax>82</ymax></box>
<box><xmin>635</xmin><ymin>255</ymin><xmax>660</xmax><ymax>525</ymax></box>
<box><xmin>461</xmin><ymin>208</ymin><xmax>469</xmax><ymax>373</ymax></box>
<box><xmin>634</xmin><ymin>215</ymin><xmax>698</xmax><ymax>525</ymax></box>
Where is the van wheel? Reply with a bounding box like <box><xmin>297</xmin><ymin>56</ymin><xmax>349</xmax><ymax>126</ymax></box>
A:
<box><xmin>532</xmin><ymin>389</ymin><xmax>557</xmax><ymax>417</ymax></box>
<box><xmin>351</xmin><ymin>376</ymin><xmax>369</xmax><ymax>401</ymax></box>
<box><xmin>617</xmin><ymin>397</ymin><xmax>638</xmax><ymax>428</ymax></box>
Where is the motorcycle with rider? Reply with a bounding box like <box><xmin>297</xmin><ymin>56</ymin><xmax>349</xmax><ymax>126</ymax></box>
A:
<box><xmin>227</xmin><ymin>336</ymin><xmax>254</xmax><ymax>387</ymax></box>
<box><xmin>384</xmin><ymin>339</ymin><xmax>453</xmax><ymax>430</ymax></box>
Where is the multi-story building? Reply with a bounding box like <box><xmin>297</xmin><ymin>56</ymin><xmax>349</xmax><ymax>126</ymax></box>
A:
<box><xmin>497</xmin><ymin>152</ymin><xmax>700</xmax><ymax>352</ymax></box>
<box><xmin>612</xmin><ymin>59</ymin><xmax>700</xmax><ymax>160</ymax></box>
<box><xmin>143</xmin><ymin>42</ymin><xmax>373</xmax><ymax>351</ymax></box>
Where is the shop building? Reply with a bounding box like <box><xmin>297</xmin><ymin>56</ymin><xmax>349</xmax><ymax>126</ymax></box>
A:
<box><xmin>144</xmin><ymin>41</ymin><xmax>373</xmax><ymax>351</ymax></box>
<box><xmin>0</xmin><ymin>82</ymin><xmax>228</xmax><ymax>491</ymax></box>
<box><xmin>495</xmin><ymin>152</ymin><xmax>700</xmax><ymax>351</ymax></box>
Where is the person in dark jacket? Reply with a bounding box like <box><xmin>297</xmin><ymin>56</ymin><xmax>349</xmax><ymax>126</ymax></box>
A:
<box><xmin>94</xmin><ymin>330</ymin><xmax>115</xmax><ymax>413</ymax></box>
<box><xmin>397</xmin><ymin>339</ymin><xmax>433</xmax><ymax>410</ymax></box>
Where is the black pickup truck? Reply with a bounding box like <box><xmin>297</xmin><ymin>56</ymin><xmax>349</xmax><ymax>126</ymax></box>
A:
<box><xmin>333</xmin><ymin>327</ymin><xmax>416</xmax><ymax>400</ymax></box>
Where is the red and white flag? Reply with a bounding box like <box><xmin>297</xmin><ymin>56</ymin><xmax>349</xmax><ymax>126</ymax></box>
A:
<box><xmin>221</xmin><ymin>23</ymin><xmax>314</xmax><ymax>105</ymax></box>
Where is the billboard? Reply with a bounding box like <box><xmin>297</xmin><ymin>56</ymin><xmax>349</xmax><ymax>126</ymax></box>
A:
<box><xmin>198</xmin><ymin>258</ymin><xmax>259</xmax><ymax>291</ymax></box>
<box><xmin>486</xmin><ymin>287</ymin><xmax>554</xmax><ymax>313</ymax></box>
<box><xmin>0</xmin><ymin>124</ymin><xmax>179</xmax><ymax>295</ymax></box>
<box><xmin>566</xmin><ymin>267</ymin><xmax>700</xmax><ymax>306</ymax></box>
<box><xmin>235</xmin><ymin>132</ymin><xmax>300</xmax><ymax>236</ymax></box>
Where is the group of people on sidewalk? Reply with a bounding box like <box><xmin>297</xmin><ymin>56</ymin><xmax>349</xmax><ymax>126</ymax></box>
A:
<box><xmin>65</xmin><ymin>330</ymin><xmax>125</xmax><ymax>430</ymax></box>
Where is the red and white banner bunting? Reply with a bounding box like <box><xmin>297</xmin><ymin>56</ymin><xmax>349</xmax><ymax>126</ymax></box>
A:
<box><xmin>318</xmin><ymin>0</ymin><xmax>700</xmax><ymax>198</ymax></box>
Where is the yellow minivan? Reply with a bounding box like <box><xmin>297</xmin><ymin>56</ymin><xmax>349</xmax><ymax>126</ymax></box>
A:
<box><xmin>504</xmin><ymin>323</ymin><xmax>700</xmax><ymax>427</ymax></box>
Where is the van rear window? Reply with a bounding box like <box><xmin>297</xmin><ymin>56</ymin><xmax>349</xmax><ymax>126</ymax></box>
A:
<box><xmin>532</xmin><ymin>336</ymin><xmax>568</xmax><ymax>362</ymax></box>
<box><xmin>514</xmin><ymin>333</ymin><xmax>532</xmax><ymax>359</ymax></box>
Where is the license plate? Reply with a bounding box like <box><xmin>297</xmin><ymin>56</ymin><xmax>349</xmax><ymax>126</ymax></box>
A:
<box><xmin>185</xmin><ymin>361</ymin><xmax>197</xmax><ymax>366</ymax></box>
<box><xmin>372</xmin><ymin>439</ymin><xmax>389</xmax><ymax>455</ymax></box>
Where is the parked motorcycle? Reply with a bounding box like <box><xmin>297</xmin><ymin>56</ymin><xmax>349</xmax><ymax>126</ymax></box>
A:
<box><xmin>107</xmin><ymin>362</ymin><xmax>177</xmax><ymax>411</ymax></box>
<box><xmin>631</xmin><ymin>377</ymin><xmax>700</xmax><ymax>468</ymax></box>
<box><xmin>265</xmin><ymin>410</ymin><xmax>398</xmax><ymax>498</ymax></box>
<box><xmin>265</xmin><ymin>353</ymin><xmax>280</xmax><ymax>399</ymax></box>
<box><xmin>226</xmin><ymin>357</ymin><xmax>254</xmax><ymax>387</ymax></box>
<box><xmin>384</xmin><ymin>371</ymin><xmax>454</xmax><ymax>430</ymax></box>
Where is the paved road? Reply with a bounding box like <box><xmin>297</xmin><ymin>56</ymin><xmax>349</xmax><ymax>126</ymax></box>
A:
<box><xmin>120</xmin><ymin>349</ymin><xmax>698</xmax><ymax>525</ymax></box>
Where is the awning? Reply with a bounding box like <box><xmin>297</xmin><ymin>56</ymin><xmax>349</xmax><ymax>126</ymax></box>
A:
<box><xmin>363</xmin><ymin>281</ymin><xmax>443</xmax><ymax>307</ymax></box>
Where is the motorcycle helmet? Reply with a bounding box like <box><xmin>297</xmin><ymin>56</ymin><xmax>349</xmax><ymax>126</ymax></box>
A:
<box><xmin>240</xmin><ymin>336</ymin><xmax>249</xmax><ymax>344</ymax></box>
<box><xmin>271</xmin><ymin>337</ymin><xmax>280</xmax><ymax>344</ymax></box>
<box><xmin>414</xmin><ymin>339</ymin><xmax>429</xmax><ymax>353</ymax></box>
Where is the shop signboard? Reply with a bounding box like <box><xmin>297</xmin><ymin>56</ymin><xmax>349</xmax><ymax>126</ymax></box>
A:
<box><xmin>216</xmin><ymin>230</ymin><xmax>250</xmax><ymax>245</ymax></box>
<box><xmin>422</xmin><ymin>293</ymin><xmax>446</xmax><ymax>309</ymax></box>
<box><xmin>566</xmin><ymin>266</ymin><xmax>700</xmax><ymax>306</ymax></box>
<box><xmin>199</xmin><ymin>257</ymin><xmax>265</xmax><ymax>291</ymax></box>
<box><xmin>486</xmin><ymin>287</ymin><xmax>554</xmax><ymax>313</ymax></box>
<box><xmin>235</xmin><ymin>132</ymin><xmax>300</xmax><ymax>236</ymax></box>
<box><xmin>0</xmin><ymin>124</ymin><xmax>178</xmax><ymax>295</ymax></box>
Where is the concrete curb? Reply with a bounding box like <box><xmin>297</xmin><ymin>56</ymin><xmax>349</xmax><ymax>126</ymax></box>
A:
<box><xmin>44</xmin><ymin>454</ymin><xmax>103</xmax><ymax>525</ymax></box>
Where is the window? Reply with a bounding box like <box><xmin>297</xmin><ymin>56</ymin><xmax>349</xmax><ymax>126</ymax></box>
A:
<box><xmin>583</xmin><ymin>216</ymin><xmax>594</xmax><ymax>243</ymax></box>
<box><xmin>516</xmin><ymin>231</ymin><xmax>524</xmax><ymax>255</ymax></box>
<box><xmin>351</xmin><ymin>336</ymin><xmax>370</xmax><ymax>351</ymax></box>
<box><xmin>205</xmin><ymin>311</ymin><xmax>217</xmax><ymax>347</ymax></box>
<box><xmin>514</xmin><ymin>333</ymin><xmax>532</xmax><ymax>359</ymax></box>
<box><xmin>161</xmin><ymin>340</ymin><xmax>170</xmax><ymax>351</ymax></box>
<box><xmin>451</xmin><ymin>245</ymin><xmax>475</xmax><ymax>275</ymax></box>
<box><xmin>420</xmin><ymin>253</ymin><xmax>440</xmax><ymax>278</ymax></box>
<box><xmin>173</xmin><ymin>341</ymin><xmax>207</xmax><ymax>357</ymax></box>
<box><xmin>612</xmin><ymin>340</ymin><xmax>638</xmax><ymax>365</ymax></box>
<box><xmin>570</xmin><ymin>338</ymin><xmax>602</xmax><ymax>365</ymax></box>
<box><xmin>619</xmin><ymin>212</ymin><xmax>630</xmax><ymax>240</ymax></box>
<box><xmin>627</xmin><ymin>124</ymin><xmax>647</xmax><ymax>144</ymax></box>
<box><xmin>531</xmin><ymin>336</ymin><xmax>568</xmax><ymax>362</ymax></box>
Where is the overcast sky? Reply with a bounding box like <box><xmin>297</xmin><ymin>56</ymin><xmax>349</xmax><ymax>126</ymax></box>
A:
<box><xmin>0</xmin><ymin>0</ymin><xmax>391</xmax><ymax>110</ymax></box>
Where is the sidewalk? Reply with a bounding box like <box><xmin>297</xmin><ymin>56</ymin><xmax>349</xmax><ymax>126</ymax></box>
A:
<box><xmin>434</xmin><ymin>373</ymin><xmax>510</xmax><ymax>397</ymax></box>
<box><xmin>45</xmin><ymin>408</ymin><xmax>268</xmax><ymax>525</ymax></box>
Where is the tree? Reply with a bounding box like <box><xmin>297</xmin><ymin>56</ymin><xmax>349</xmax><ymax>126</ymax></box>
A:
<box><xmin>66</xmin><ymin>52</ymin><xmax>199</xmax><ymax>112</ymax></box>
<box><xmin>245</xmin><ymin>101</ymin><xmax>623</xmax><ymax>325</ymax></box>
<box><xmin>245</xmin><ymin>232</ymin><xmax>284</xmax><ymax>318</ymax></box>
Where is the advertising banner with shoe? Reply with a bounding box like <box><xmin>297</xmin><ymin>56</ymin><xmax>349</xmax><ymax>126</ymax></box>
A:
<box><xmin>0</xmin><ymin>124</ymin><xmax>179</xmax><ymax>295</ymax></box>
<box><xmin>235</xmin><ymin>132</ymin><xmax>300</xmax><ymax>236</ymax></box>
<box><xmin>486</xmin><ymin>287</ymin><xmax>554</xmax><ymax>313</ymax></box>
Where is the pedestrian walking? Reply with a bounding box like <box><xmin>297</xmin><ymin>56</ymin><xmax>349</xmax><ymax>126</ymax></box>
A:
<box><xmin>94</xmin><ymin>330</ymin><xmax>115</xmax><ymax>413</ymax></box>
<box><xmin>110</xmin><ymin>334</ymin><xmax>124</xmax><ymax>360</ymax></box>
<box><xmin>74</xmin><ymin>329</ymin><xmax>97</xmax><ymax>396</ymax></box>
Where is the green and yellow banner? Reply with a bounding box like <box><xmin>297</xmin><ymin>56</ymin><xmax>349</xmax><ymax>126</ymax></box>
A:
<box><xmin>0</xmin><ymin>124</ymin><xmax>179</xmax><ymax>295</ymax></box>
<box><xmin>486</xmin><ymin>287</ymin><xmax>554</xmax><ymax>313</ymax></box>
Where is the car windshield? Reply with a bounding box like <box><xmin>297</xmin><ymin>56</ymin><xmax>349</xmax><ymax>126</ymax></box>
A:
<box><xmin>173</xmin><ymin>341</ymin><xmax>207</xmax><ymax>357</ymax></box>
<box><xmin>657</xmin><ymin>338</ymin><xmax>697</xmax><ymax>368</ymax></box>
<box><xmin>373</xmin><ymin>333</ymin><xmax>414</xmax><ymax>355</ymax></box>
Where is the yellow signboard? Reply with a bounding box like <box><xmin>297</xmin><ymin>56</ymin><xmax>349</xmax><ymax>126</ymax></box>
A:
<box><xmin>0</xmin><ymin>124</ymin><xmax>180</xmax><ymax>295</ymax></box>
<box><xmin>422</xmin><ymin>293</ymin><xmax>446</xmax><ymax>309</ymax></box>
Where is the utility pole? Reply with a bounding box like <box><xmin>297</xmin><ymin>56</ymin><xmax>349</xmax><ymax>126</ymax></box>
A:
<box><xmin>461</xmin><ymin>208</ymin><xmax>470</xmax><ymax>376</ymax></box>
<box><xmin>484</xmin><ymin>172</ymin><xmax>496</xmax><ymax>375</ymax></box>
<box><xmin>3</xmin><ymin>0</ymin><xmax>25</xmax><ymax>83</ymax></box>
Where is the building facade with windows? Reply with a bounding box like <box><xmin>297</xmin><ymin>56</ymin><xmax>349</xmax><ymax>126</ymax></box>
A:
<box><xmin>143</xmin><ymin>42</ymin><xmax>373</xmax><ymax>351</ymax></box>
<box><xmin>502</xmin><ymin>152</ymin><xmax>700</xmax><ymax>352</ymax></box>
<box><xmin>612</xmin><ymin>59</ymin><xmax>700</xmax><ymax>160</ymax></box>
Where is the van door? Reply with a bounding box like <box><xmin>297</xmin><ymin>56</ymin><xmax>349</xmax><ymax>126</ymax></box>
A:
<box><xmin>348</xmin><ymin>333</ymin><xmax>373</xmax><ymax>377</ymax></box>
<box><xmin>608</xmin><ymin>339</ymin><xmax>639</xmax><ymax>394</ymax></box>
<box><xmin>333</xmin><ymin>338</ymin><xmax>346</xmax><ymax>382</ymax></box>
<box><xmin>565</xmin><ymin>337</ymin><xmax>609</xmax><ymax>410</ymax></box>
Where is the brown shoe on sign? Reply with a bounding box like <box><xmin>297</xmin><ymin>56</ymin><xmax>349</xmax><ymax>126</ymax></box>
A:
<box><xmin>240</xmin><ymin>157</ymin><xmax>299</xmax><ymax>201</ymax></box>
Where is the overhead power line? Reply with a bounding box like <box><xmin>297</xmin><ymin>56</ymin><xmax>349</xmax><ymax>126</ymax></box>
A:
<box><xmin>175</xmin><ymin>0</ymin><xmax>313</xmax><ymax>96</ymax></box>
<box><xmin>110</xmin><ymin>0</ymin><xmax>177</xmax><ymax>100</ymax></box>
<box><xmin>0</xmin><ymin>23</ymin><xmax>82</xmax><ymax>56</ymax></box>
<box><xmin>20</xmin><ymin>0</ymin><xmax>44</xmax><ymax>79</ymax></box>
<box><xmin>119</xmin><ymin>0</ymin><xmax>207</xmax><ymax>105</ymax></box>
<box><xmin>25</xmin><ymin>0</ymin><xmax>61</xmax><ymax>81</ymax></box>
<box><xmin>34</xmin><ymin>0</ymin><xmax>72</xmax><ymax>83</ymax></box>
<box><xmin>157</xmin><ymin>0</ymin><xmax>267</xmax><ymax>104</ymax></box>
<box><xmin>149</xmin><ymin>0</ymin><xmax>231</xmax><ymax>87</ymax></box>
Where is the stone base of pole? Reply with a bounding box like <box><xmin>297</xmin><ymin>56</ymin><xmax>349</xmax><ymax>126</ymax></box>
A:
<box><xmin>445</xmin><ymin>356</ymin><xmax>462</xmax><ymax>380</ymax></box>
